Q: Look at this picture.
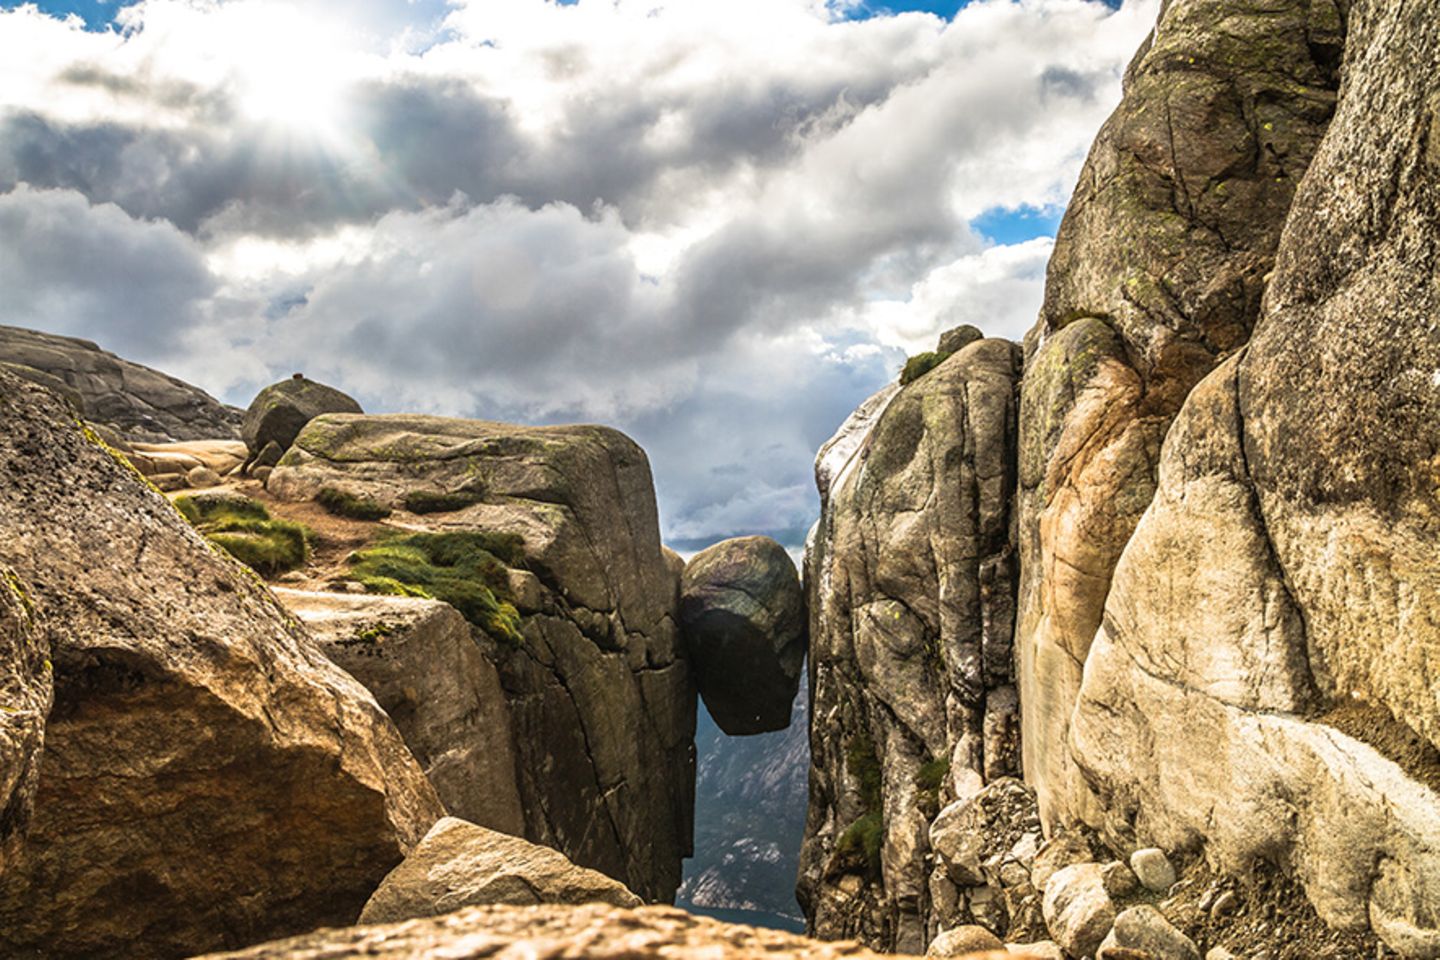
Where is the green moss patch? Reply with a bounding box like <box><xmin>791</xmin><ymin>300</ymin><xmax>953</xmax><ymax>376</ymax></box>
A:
<box><xmin>175</xmin><ymin>494</ymin><xmax>310</xmax><ymax>576</ymax></box>
<box><xmin>316</xmin><ymin>486</ymin><xmax>392</xmax><ymax>521</ymax></box>
<box><xmin>900</xmin><ymin>350</ymin><xmax>953</xmax><ymax>386</ymax></box>
<box><xmin>838</xmin><ymin>732</ymin><xmax>885</xmax><ymax>874</ymax></box>
<box><xmin>345</xmin><ymin>531</ymin><xmax>525</xmax><ymax>645</ymax></box>
<box><xmin>402</xmin><ymin>490</ymin><xmax>484</xmax><ymax>514</ymax></box>
<box><xmin>836</xmin><ymin>810</ymin><xmax>884</xmax><ymax>873</ymax></box>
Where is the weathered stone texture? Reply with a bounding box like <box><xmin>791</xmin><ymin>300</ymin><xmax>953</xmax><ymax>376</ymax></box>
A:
<box><xmin>799</xmin><ymin>340</ymin><xmax>1022</xmax><ymax>951</ymax></box>
<box><xmin>270</xmin><ymin>413</ymin><xmax>695</xmax><ymax>902</ymax></box>
<box><xmin>0</xmin><ymin>372</ymin><xmax>443</xmax><ymax>959</ymax></box>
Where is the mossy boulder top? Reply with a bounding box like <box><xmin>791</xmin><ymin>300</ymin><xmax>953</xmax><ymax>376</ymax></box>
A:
<box><xmin>679</xmin><ymin>535</ymin><xmax>805</xmax><ymax>736</ymax></box>
<box><xmin>242</xmin><ymin>376</ymin><xmax>363</xmax><ymax>457</ymax></box>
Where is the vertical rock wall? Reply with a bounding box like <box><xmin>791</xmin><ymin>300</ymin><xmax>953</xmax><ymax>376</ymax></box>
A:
<box><xmin>798</xmin><ymin>339</ymin><xmax>1021</xmax><ymax>951</ymax></box>
<box><xmin>1015</xmin><ymin>0</ymin><xmax>1345</xmax><ymax>830</ymax></box>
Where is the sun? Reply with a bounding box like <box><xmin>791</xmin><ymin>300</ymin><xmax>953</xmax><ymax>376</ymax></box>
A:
<box><xmin>225</xmin><ymin>4</ymin><xmax>356</xmax><ymax>136</ymax></box>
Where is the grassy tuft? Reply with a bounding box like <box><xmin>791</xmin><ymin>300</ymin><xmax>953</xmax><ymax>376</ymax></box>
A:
<box><xmin>846</xmin><ymin>732</ymin><xmax>883</xmax><ymax>810</ymax></box>
<box><xmin>175</xmin><ymin>494</ymin><xmax>310</xmax><ymax>576</ymax></box>
<box><xmin>402</xmin><ymin>489</ymin><xmax>485</xmax><ymax>515</ymax></box>
<box><xmin>899</xmin><ymin>350</ymin><xmax>954</xmax><ymax>386</ymax></box>
<box><xmin>317</xmin><ymin>486</ymin><xmax>392</xmax><ymax>521</ymax></box>
<box><xmin>345</xmin><ymin>531</ymin><xmax>526</xmax><ymax>644</ymax></box>
<box><xmin>837</xmin><ymin>811</ymin><xmax>884</xmax><ymax>874</ymax></box>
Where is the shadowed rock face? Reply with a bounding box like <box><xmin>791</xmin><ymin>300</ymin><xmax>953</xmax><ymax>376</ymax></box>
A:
<box><xmin>0</xmin><ymin>563</ymin><xmax>50</xmax><ymax>876</ymax></box>
<box><xmin>0</xmin><ymin>371</ymin><xmax>444</xmax><ymax>959</ymax></box>
<box><xmin>277</xmin><ymin>590</ymin><xmax>525</xmax><ymax>838</ymax></box>
<box><xmin>0</xmin><ymin>324</ymin><xmax>241</xmax><ymax>443</ymax></box>
<box><xmin>1070</xmin><ymin>1</ymin><xmax>1440</xmax><ymax>953</ymax></box>
<box><xmin>195</xmin><ymin>903</ymin><xmax>1035</xmax><ymax>960</ymax></box>
<box><xmin>360</xmin><ymin>817</ymin><xmax>641</xmax><ymax>924</ymax></box>
<box><xmin>799</xmin><ymin>339</ymin><xmax>1022</xmax><ymax>952</ymax></box>
<box><xmin>269</xmin><ymin>413</ymin><xmax>696</xmax><ymax>903</ymax></box>
<box><xmin>680</xmin><ymin>536</ymin><xmax>805</xmax><ymax>736</ymax></box>
<box><xmin>1015</xmin><ymin>0</ymin><xmax>1346</xmax><ymax>830</ymax></box>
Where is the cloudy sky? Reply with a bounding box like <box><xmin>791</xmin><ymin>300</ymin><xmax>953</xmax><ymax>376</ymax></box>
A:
<box><xmin>0</xmin><ymin>0</ymin><xmax>1156</xmax><ymax>552</ymax></box>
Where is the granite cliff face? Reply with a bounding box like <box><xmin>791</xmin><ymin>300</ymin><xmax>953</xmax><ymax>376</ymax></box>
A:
<box><xmin>803</xmin><ymin>0</ymin><xmax>1440</xmax><ymax>956</ymax></box>
<box><xmin>799</xmin><ymin>337</ymin><xmax>1022</xmax><ymax>952</ymax></box>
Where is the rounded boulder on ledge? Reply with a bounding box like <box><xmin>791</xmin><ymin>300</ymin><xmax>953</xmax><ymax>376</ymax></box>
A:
<box><xmin>679</xmin><ymin>536</ymin><xmax>805</xmax><ymax>735</ymax></box>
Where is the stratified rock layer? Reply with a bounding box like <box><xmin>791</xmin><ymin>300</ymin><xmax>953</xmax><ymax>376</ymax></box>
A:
<box><xmin>680</xmin><ymin>536</ymin><xmax>805</xmax><ymax>735</ymax></box>
<box><xmin>0</xmin><ymin>372</ymin><xmax>444</xmax><ymax>959</ymax></box>
<box><xmin>799</xmin><ymin>339</ymin><xmax>1022</xmax><ymax>951</ymax></box>
<box><xmin>270</xmin><ymin>414</ymin><xmax>695</xmax><ymax>902</ymax></box>
<box><xmin>0</xmin><ymin>324</ymin><xmax>241</xmax><ymax>442</ymax></box>
<box><xmin>0</xmin><ymin>562</ymin><xmax>50</xmax><ymax>875</ymax></box>
<box><xmin>360</xmin><ymin>817</ymin><xmax>641</xmax><ymax>924</ymax></box>
<box><xmin>1071</xmin><ymin>1</ymin><xmax>1440</xmax><ymax>953</ymax></box>
<box><xmin>1016</xmin><ymin>0</ymin><xmax>1345</xmax><ymax>831</ymax></box>
<box><xmin>197</xmin><ymin>903</ymin><xmax>1026</xmax><ymax>960</ymax></box>
<box><xmin>277</xmin><ymin>590</ymin><xmax>525</xmax><ymax>837</ymax></box>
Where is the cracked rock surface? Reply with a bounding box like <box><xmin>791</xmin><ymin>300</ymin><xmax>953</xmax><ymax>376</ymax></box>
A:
<box><xmin>799</xmin><ymin>338</ymin><xmax>1022</xmax><ymax>952</ymax></box>
<box><xmin>1015</xmin><ymin>0</ymin><xmax>1346</xmax><ymax>831</ymax></box>
<box><xmin>0</xmin><ymin>371</ymin><xmax>443</xmax><ymax>959</ymax></box>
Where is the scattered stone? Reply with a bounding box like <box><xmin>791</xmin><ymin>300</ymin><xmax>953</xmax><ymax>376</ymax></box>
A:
<box><xmin>1101</xmin><ymin>861</ymin><xmax>1139</xmax><ymax>898</ymax></box>
<box><xmin>1031</xmin><ymin>834</ymin><xmax>1094</xmax><ymax>893</ymax></box>
<box><xmin>252</xmin><ymin>439</ymin><xmax>285</xmax><ymax>470</ymax></box>
<box><xmin>252</xmin><ymin>465</ymin><xmax>273</xmax><ymax>485</ymax></box>
<box><xmin>1041</xmin><ymin>863</ymin><xmax>1115</xmax><ymax>960</ymax></box>
<box><xmin>187</xmin><ymin>465</ymin><xmax>222</xmax><ymax>488</ymax></box>
<box><xmin>360</xmin><ymin>818</ymin><xmax>641</xmax><ymax>924</ymax></box>
<box><xmin>1210</xmin><ymin>890</ymin><xmax>1238</xmax><ymax>921</ymax></box>
<box><xmin>1130</xmin><ymin>848</ymin><xmax>1177</xmax><ymax>893</ymax></box>
<box><xmin>927</xmin><ymin>925</ymin><xmax>1004</xmax><ymax>956</ymax></box>
<box><xmin>1100</xmin><ymin>905</ymin><xmax>1200</xmax><ymax>960</ymax></box>
<box><xmin>679</xmin><ymin>535</ymin><xmax>805</xmax><ymax>735</ymax></box>
<box><xmin>242</xmin><ymin>375</ymin><xmax>362</xmax><ymax>458</ymax></box>
<box><xmin>1206</xmin><ymin>949</ymin><xmax>1237</xmax><ymax>960</ymax></box>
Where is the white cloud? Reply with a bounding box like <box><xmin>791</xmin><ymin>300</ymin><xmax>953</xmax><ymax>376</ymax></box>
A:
<box><xmin>0</xmin><ymin>0</ymin><xmax>1159</xmax><ymax>546</ymax></box>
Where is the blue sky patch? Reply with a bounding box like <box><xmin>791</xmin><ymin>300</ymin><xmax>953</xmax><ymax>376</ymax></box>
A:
<box><xmin>971</xmin><ymin>204</ymin><xmax>1064</xmax><ymax>246</ymax></box>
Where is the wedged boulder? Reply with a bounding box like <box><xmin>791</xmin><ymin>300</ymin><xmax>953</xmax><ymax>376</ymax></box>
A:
<box><xmin>269</xmin><ymin>413</ymin><xmax>695</xmax><ymax>902</ymax></box>
<box><xmin>276</xmin><ymin>590</ymin><xmax>525</xmax><ymax>836</ymax></box>
<box><xmin>0</xmin><ymin>371</ymin><xmax>444</xmax><ymax>958</ymax></box>
<box><xmin>0</xmin><ymin>563</ymin><xmax>50</xmax><ymax>874</ymax></box>
<box><xmin>0</xmin><ymin>323</ymin><xmax>241</xmax><ymax>442</ymax></box>
<box><xmin>1015</xmin><ymin>0</ymin><xmax>1346</xmax><ymax>830</ymax></box>
<box><xmin>679</xmin><ymin>536</ymin><xmax>805</xmax><ymax>735</ymax></box>
<box><xmin>800</xmin><ymin>338</ymin><xmax>1022</xmax><ymax>951</ymax></box>
<box><xmin>360</xmin><ymin>816</ymin><xmax>641</xmax><ymax>924</ymax></box>
<box><xmin>196</xmin><ymin>903</ymin><xmax>1000</xmax><ymax>960</ymax></box>
<box><xmin>242</xmin><ymin>375</ymin><xmax>362</xmax><ymax>458</ymax></box>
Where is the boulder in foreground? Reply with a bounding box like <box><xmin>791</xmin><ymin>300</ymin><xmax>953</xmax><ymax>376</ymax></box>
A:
<box><xmin>679</xmin><ymin>535</ymin><xmax>805</xmax><ymax>735</ymax></box>
<box><xmin>360</xmin><ymin>817</ymin><xmax>641</xmax><ymax>924</ymax></box>
<box><xmin>0</xmin><ymin>371</ymin><xmax>443</xmax><ymax>959</ymax></box>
